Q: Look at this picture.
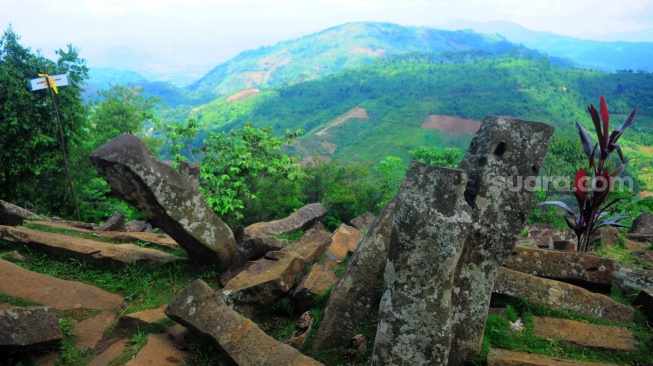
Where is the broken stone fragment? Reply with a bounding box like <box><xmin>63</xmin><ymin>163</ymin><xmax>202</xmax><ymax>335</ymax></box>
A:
<box><xmin>96</xmin><ymin>212</ymin><xmax>125</xmax><ymax>231</ymax></box>
<box><xmin>89</xmin><ymin>134</ymin><xmax>236</xmax><ymax>265</ymax></box>
<box><xmin>371</xmin><ymin>163</ymin><xmax>472</xmax><ymax>366</ymax></box>
<box><xmin>245</xmin><ymin>203</ymin><xmax>327</xmax><ymax>237</ymax></box>
<box><xmin>222</xmin><ymin>228</ymin><xmax>331</xmax><ymax>314</ymax></box>
<box><xmin>0</xmin><ymin>306</ymin><xmax>62</xmax><ymax>354</ymax></box>
<box><xmin>449</xmin><ymin>116</ymin><xmax>554</xmax><ymax>365</ymax></box>
<box><xmin>165</xmin><ymin>279</ymin><xmax>324</xmax><ymax>366</ymax></box>
<box><xmin>293</xmin><ymin>223</ymin><xmax>363</xmax><ymax>307</ymax></box>
<box><xmin>285</xmin><ymin>311</ymin><xmax>313</xmax><ymax>349</ymax></box>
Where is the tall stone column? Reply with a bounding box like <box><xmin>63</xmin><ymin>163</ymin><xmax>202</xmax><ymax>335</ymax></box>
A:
<box><xmin>448</xmin><ymin>116</ymin><xmax>553</xmax><ymax>365</ymax></box>
<box><xmin>371</xmin><ymin>162</ymin><xmax>472</xmax><ymax>365</ymax></box>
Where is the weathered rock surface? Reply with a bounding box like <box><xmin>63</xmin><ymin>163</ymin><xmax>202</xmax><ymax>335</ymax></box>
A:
<box><xmin>294</xmin><ymin>224</ymin><xmax>363</xmax><ymax>305</ymax></box>
<box><xmin>614</xmin><ymin>264</ymin><xmax>653</xmax><ymax>294</ymax></box>
<box><xmin>234</xmin><ymin>235</ymin><xmax>288</xmax><ymax>265</ymax></box>
<box><xmin>124</xmin><ymin>220</ymin><xmax>152</xmax><ymax>233</ymax></box>
<box><xmin>515</xmin><ymin>235</ymin><xmax>553</xmax><ymax>249</ymax></box>
<box><xmin>630</xmin><ymin>213</ymin><xmax>653</xmax><ymax>235</ymax></box>
<box><xmin>125</xmin><ymin>330</ymin><xmax>189</xmax><ymax>365</ymax></box>
<box><xmin>165</xmin><ymin>279</ymin><xmax>324</xmax><ymax>366</ymax></box>
<box><xmin>502</xmin><ymin>246</ymin><xmax>614</xmax><ymax>291</ymax></box>
<box><xmin>0</xmin><ymin>306</ymin><xmax>62</xmax><ymax>353</ymax></box>
<box><xmin>487</xmin><ymin>349</ymin><xmax>618</xmax><ymax>366</ymax></box>
<box><xmin>372</xmin><ymin>163</ymin><xmax>472</xmax><ymax>366</ymax></box>
<box><xmin>523</xmin><ymin>223</ymin><xmax>576</xmax><ymax>242</ymax></box>
<box><xmin>312</xmin><ymin>198</ymin><xmax>396</xmax><ymax>351</ymax></box>
<box><xmin>348</xmin><ymin>212</ymin><xmax>376</xmax><ymax>231</ymax></box>
<box><xmin>245</xmin><ymin>203</ymin><xmax>327</xmax><ymax>237</ymax></box>
<box><xmin>449</xmin><ymin>116</ymin><xmax>554</xmax><ymax>365</ymax></box>
<box><xmin>0</xmin><ymin>200</ymin><xmax>42</xmax><ymax>226</ymax></box>
<box><xmin>494</xmin><ymin>267</ymin><xmax>633</xmax><ymax>323</ymax></box>
<box><xmin>89</xmin><ymin>134</ymin><xmax>236</xmax><ymax>264</ymax></box>
<box><xmin>96</xmin><ymin>212</ymin><xmax>125</xmax><ymax>231</ymax></box>
<box><xmin>532</xmin><ymin>316</ymin><xmax>636</xmax><ymax>351</ymax></box>
<box><xmin>74</xmin><ymin>310</ymin><xmax>116</xmax><ymax>350</ymax></box>
<box><xmin>634</xmin><ymin>289</ymin><xmax>653</xmax><ymax>321</ymax></box>
<box><xmin>222</xmin><ymin>228</ymin><xmax>331</xmax><ymax>310</ymax></box>
<box><xmin>119</xmin><ymin>304</ymin><xmax>168</xmax><ymax>329</ymax></box>
<box><xmin>0</xmin><ymin>259</ymin><xmax>124</xmax><ymax>310</ymax></box>
<box><xmin>88</xmin><ymin>340</ymin><xmax>127</xmax><ymax>366</ymax></box>
<box><xmin>0</xmin><ymin>225</ymin><xmax>185</xmax><ymax>267</ymax></box>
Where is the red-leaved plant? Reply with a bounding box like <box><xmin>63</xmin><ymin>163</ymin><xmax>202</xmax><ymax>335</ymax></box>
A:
<box><xmin>539</xmin><ymin>96</ymin><xmax>637</xmax><ymax>252</ymax></box>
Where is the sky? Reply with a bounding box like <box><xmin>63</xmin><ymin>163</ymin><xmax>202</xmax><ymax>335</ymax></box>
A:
<box><xmin>2</xmin><ymin>0</ymin><xmax>653</xmax><ymax>81</ymax></box>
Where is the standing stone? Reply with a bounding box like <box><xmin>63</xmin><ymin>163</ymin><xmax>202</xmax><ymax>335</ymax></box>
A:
<box><xmin>449</xmin><ymin>116</ymin><xmax>554</xmax><ymax>365</ymax></box>
<box><xmin>89</xmin><ymin>134</ymin><xmax>236</xmax><ymax>265</ymax></box>
<box><xmin>312</xmin><ymin>198</ymin><xmax>396</xmax><ymax>351</ymax></box>
<box><xmin>371</xmin><ymin>163</ymin><xmax>472</xmax><ymax>365</ymax></box>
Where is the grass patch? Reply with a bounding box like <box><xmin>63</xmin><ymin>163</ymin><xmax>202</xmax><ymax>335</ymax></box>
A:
<box><xmin>22</xmin><ymin>223</ymin><xmax>119</xmax><ymax>244</ymax></box>
<box><xmin>0</xmin><ymin>293</ymin><xmax>43</xmax><ymax>307</ymax></box>
<box><xmin>595</xmin><ymin>243</ymin><xmax>653</xmax><ymax>270</ymax></box>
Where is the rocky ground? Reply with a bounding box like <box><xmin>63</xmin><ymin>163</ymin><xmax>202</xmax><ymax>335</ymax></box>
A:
<box><xmin>0</xmin><ymin>213</ymin><xmax>652</xmax><ymax>365</ymax></box>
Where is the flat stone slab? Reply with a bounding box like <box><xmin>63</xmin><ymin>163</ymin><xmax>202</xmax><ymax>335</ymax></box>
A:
<box><xmin>0</xmin><ymin>225</ymin><xmax>185</xmax><ymax>267</ymax></box>
<box><xmin>119</xmin><ymin>304</ymin><xmax>168</xmax><ymax>328</ymax></box>
<box><xmin>246</xmin><ymin>203</ymin><xmax>327</xmax><ymax>237</ymax></box>
<box><xmin>125</xmin><ymin>329</ymin><xmax>188</xmax><ymax>366</ymax></box>
<box><xmin>28</xmin><ymin>221</ymin><xmax>183</xmax><ymax>252</ymax></box>
<box><xmin>487</xmin><ymin>349</ymin><xmax>618</xmax><ymax>366</ymax></box>
<box><xmin>0</xmin><ymin>259</ymin><xmax>124</xmax><ymax>310</ymax></box>
<box><xmin>88</xmin><ymin>340</ymin><xmax>128</xmax><ymax>366</ymax></box>
<box><xmin>166</xmin><ymin>279</ymin><xmax>323</xmax><ymax>366</ymax></box>
<box><xmin>494</xmin><ymin>267</ymin><xmax>633</xmax><ymax>323</ymax></box>
<box><xmin>0</xmin><ymin>306</ymin><xmax>62</xmax><ymax>353</ymax></box>
<box><xmin>532</xmin><ymin>316</ymin><xmax>636</xmax><ymax>351</ymax></box>
<box><xmin>503</xmin><ymin>246</ymin><xmax>614</xmax><ymax>290</ymax></box>
<box><xmin>75</xmin><ymin>310</ymin><xmax>117</xmax><ymax>350</ymax></box>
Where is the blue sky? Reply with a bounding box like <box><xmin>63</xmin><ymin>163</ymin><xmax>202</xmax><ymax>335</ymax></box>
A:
<box><xmin>2</xmin><ymin>0</ymin><xmax>653</xmax><ymax>79</ymax></box>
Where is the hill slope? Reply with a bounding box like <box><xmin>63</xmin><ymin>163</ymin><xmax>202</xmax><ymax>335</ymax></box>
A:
<box><xmin>184</xmin><ymin>53</ymin><xmax>653</xmax><ymax>169</ymax></box>
<box><xmin>188</xmin><ymin>22</ymin><xmax>567</xmax><ymax>98</ymax></box>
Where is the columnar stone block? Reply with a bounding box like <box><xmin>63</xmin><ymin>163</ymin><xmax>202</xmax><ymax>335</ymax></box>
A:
<box><xmin>371</xmin><ymin>163</ymin><xmax>472</xmax><ymax>365</ymax></box>
<box><xmin>448</xmin><ymin>116</ymin><xmax>554</xmax><ymax>365</ymax></box>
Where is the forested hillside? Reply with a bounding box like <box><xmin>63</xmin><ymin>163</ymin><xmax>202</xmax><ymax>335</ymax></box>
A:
<box><xmin>173</xmin><ymin>52</ymin><xmax>653</xmax><ymax>167</ymax></box>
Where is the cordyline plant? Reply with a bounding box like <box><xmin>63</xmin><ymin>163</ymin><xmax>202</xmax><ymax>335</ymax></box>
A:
<box><xmin>539</xmin><ymin>96</ymin><xmax>637</xmax><ymax>252</ymax></box>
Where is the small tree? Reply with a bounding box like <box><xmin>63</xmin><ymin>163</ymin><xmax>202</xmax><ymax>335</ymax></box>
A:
<box><xmin>539</xmin><ymin>96</ymin><xmax>637</xmax><ymax>252</ymax></box>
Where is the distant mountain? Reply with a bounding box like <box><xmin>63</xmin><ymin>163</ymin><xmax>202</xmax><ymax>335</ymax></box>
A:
<box><xmin>186</xmin><ymin>54</ymin><xmax>653</xmax><ymax>170</ymax></box>
<box><xmin>188</xmin><ymin>22</ymin><xmax>565</xmax><ymax>98</ymax></box>
<box><xmin>437</xmin><ymin>20</ymin><xmax>653</xmax><ymax>72</ymax></box>
<box><xmin>86</xmin><ymin>68</ymin><xmax>148</xmax><ymax>92</ymax></box>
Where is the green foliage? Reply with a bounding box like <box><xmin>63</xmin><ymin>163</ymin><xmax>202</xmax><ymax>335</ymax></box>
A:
<box><xmin>0</xmin><ymin>26</ymin><xmax>89</xmax><ymax>216</ymax></box>
<box><xmin>301</xmin><ymin>160</ymin><xmax>377</xmax><ymax>230</ymax></box>
<box><xmin>199</xmin><ymin>123</ymin><xmax>307</xmax><ymax>227</ymax></box>
<box><xmin>158</xmin><ymin>117</ymin><xmax>201</xmax><ymax>169</ymax></box>
<box><xmin>408</xmin><ymin>146</ymin><xmax>462</xmax><ymax>167</ymax></box>
<box><xmin>372</xmin><ymin>156</ymin><xmax>407</xmax><ymax>210</ymax></box>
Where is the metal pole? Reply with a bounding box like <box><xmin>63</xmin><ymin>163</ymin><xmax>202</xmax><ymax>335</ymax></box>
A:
<box><xmin>41</xmin><ymin>65</ymin><xmax>81</xmax><ymax>221</ymax></box>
